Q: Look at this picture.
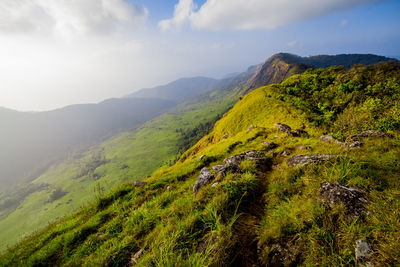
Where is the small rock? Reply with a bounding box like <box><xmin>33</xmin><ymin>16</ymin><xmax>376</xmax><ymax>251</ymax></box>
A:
<box><xmin>262</xmin><ymin>141</ymin><xmax>278</xmax><ymax>149</ymax></box>
<box><xmin>166</xmin><ymin>186</ymin><xmax>172</xmax><ymax>191</ymax></box>
<box><xmin>321</xmin><ymin>135</ymin><xmax>335</xmax><ymax>143</ymax></box>
<box><xmin>355</xmin><ymin>239</ymin><xmax>373</xmax><ymax>263</ymax></box>
<box><xmin>222</xmin><ymin>134</ymin><xmax>229</xmax><ymax>139</ymax></box>
<box><xmin>193</xmin><ymin>168</ymin><xmax>215</xmax><ymax>195</ymax></box>
<box><xmin>134</xmin><ymin>181</ymin><xmax>147</xmax><ymax>187</ymax></box>
<box><xmin>299</xmin><ymin>145</ymin><xmax>312</xmax><ymax>150</ymax></box>
<box><xmin>248</xmin><ymin>125</ymin><xmax>257</xmax><ymax>132</ymax></box>
<box><xmin>131</xmin><ymin>249</ymin><xmax>144</xmax><ymax>266</ymax></box>
<box><xmin>211</xmin><ymin>182</ymin><xmax>219</xmax><ymax>187</ymax></box>
<box><xmin>281</xmin><ymin>151</ymin><xmax>291</xmax><ymax>157</ymax></box>
<box><xmin>346</xmin><ymin>141</ymin><xmax>365</xmax><ymax>148</ymax></box>
<box><xmin>274</xmin><ymin>123</ymin><xmax>292</xmax><ymax>133</ymax></box>
<box><xmin>197</xmin><ymin>155</ymin><xmax>205</xmax><ymax>161</ymax></box>
<box><xmin>287</xmin><ymin>154</ymin><xmax>338</xmax><ymax>167</ymax></box>
<box><xmin>267</xmin><ymin>243</ymin><xmax>297</xmax><ymax>267</ymax></box>
<box><xmin>320</xmin><ymin>182</ymin><xmax>367</xmax><ymax>220</ymax></box>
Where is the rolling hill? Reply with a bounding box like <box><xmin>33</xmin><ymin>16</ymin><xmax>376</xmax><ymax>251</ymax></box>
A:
<box><xmin>1</xmin><ymin>60</ymin><xmax>399</xmax><ymax>266</ymax></box>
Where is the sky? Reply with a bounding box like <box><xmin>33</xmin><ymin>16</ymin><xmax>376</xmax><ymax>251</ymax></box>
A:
<box><xmin>0</xmin><ymin>0</ymin><xmax>399</xmax><ymax>111</ymax></box>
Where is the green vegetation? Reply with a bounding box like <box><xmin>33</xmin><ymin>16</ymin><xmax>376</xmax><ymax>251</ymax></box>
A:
<box><xmin>1</xmin><ymin>61</ymin><xmax>399</xmax><ymax>266</ymax></box>
<box><xmin>0</xmin><ymin>76</ymin><xmax>242</xmax><ymax>252</ymax></box>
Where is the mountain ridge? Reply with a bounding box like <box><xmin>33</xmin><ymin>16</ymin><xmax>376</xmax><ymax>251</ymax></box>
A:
<box><xmin>1</xmin><ymin>60</ymin><xmax>399</xmax><ymax>266</ymax></box>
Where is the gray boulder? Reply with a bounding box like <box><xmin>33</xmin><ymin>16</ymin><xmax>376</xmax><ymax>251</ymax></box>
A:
<box><xmin>193</xmin><ymin>167</ymin><xmax>215</xmax><ymax>195</ymax></box>
<box><xmin>320</xmin><ymin>182</ymin><xmax>367</xmax><ymax>220</ymax></box>
<box><xmin>287</xmin><ymin>154</ymin><xmax>338</xmax><ymax>167</ymax></box>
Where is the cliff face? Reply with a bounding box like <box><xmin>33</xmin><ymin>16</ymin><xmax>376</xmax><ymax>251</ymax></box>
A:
<box><xmin>247</xmin><ymin>55</ymin><xmax>309</xmax><ymax>89</ymax></box>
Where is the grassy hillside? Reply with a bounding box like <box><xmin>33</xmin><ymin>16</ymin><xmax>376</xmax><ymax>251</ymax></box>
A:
<box><xmin>0</xmin><ymin>97</ymin><xmax>175</xmax><ymax>192</ymax></box>
<box><xmin>1</xmin><ymin>61</ymin><xmax>399</xmax><ymax>266</ymax></box>
<box><xmin>0</xmin><ymin>71</ymin><xmax>248</xmax><ymax>252</ymax></box>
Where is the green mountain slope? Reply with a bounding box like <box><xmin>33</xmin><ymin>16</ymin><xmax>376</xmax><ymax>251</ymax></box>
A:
<box><xmin>125</xmin><ymin>77</ymin><xmax>219</xmax><ymax>102</ymax></box>
<box><xmin>0</xmin><ymin>64</ymin><xmax>255</xmax><ymax>252</ymax></box>
<box><xmin>0</xmin><ymin>53</ymin><xmax>394</xmax><ymax>253</ymax></box>
<box><xmin>1</xmin><ymin>61</ymin><xmax>399</xmax><ymax>266</ymax></box>
<box><xmin>0</xmin><ymin>98</ymin><xmax>176</xmax><ymax>192</ymax></box>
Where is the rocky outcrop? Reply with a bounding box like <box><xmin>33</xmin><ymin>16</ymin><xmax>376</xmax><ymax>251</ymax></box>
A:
<box><xmin>287</xmin><ymin>154</ymin><xmax>338</xmax><ymax>167</ymax></box>
<box><xmin>275</xmin><ymin>123</ymin><xmax>308</xmax><ymax>137</ymax></box>
<box><xmin>347</xmin><ymin>130</ymin><xmax>391</xmax><ymax>142</ymax></box>
<box><xmin>320</xmin><ymin>182</ymin><xmax>367</xmax><ymax>220</ymax></box>
<box><xmin>275</xmin><ymin>123</ymin><xmax>292</xmax><ymax>133</ymax></box>
<box><xmin>193</xmin><ymin>168</ymin><xmax>215</xmax><ymax>195</ymax></box>
<box><xmin>211</xmin><ymin>150</ymin><xmax>270</xmax><ymax>176</ymax></box>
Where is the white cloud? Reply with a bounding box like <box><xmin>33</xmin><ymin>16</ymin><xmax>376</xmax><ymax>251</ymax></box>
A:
<box><xmin>0</xmin><ymin>0</ymin><xmax>147</xmax><ymax>38</ymax></box>
<box><xmin>159</xmin><ymin>0</ymin><xmax>195</xmax><ymax>32</ymax></box>
<box><xmin>160</xmin><ymin>0</ymin><xmax>379</xmax><ymax>31</ymax></box>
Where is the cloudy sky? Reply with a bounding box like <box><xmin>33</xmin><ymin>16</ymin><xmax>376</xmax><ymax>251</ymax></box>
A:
<box><xmin>0</xmin><ymin>0</ymin><xmax>399</xmax><ymax>111</ymax></box>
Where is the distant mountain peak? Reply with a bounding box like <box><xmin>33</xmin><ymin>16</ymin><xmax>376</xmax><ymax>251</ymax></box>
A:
<box><xmin>247</xmin><ymin>52</ymin><xmax>395</xmax><ymax>90</ymax></box>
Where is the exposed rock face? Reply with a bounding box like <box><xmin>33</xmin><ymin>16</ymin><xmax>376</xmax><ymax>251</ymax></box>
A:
<box><xmin>320</xmin><ymin>182</ymin><xmax>367</xmax><ymax>220</ymax></box>
<box><xmin>134</xmin><ymin>181</ymin><xmax>147</xmax><ymax>187</ymax></box>
<box><xmin>193</xmin><ymin>168</ymin><xmax>215</xmax><ymax>195</ymax></box>
<box><xmin>275</xmin><ymin>123</ymin><xmax>292</xmax><ymax>133</ymax></box>
<box><xmin>355</xmin><ymin>239</ymin><xmax>373</xmax><ymax>263</ymax></box>
<box><xmin>287</xmin><ymin>154</ymin><xmax>338</xmax><ymax>167</ymax></box>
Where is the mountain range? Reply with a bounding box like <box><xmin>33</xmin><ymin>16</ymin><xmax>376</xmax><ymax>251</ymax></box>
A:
<box><xmin>0</xmin><ymin>52</ymin><xmax>396</xmax><ymax>257</ymax></box>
